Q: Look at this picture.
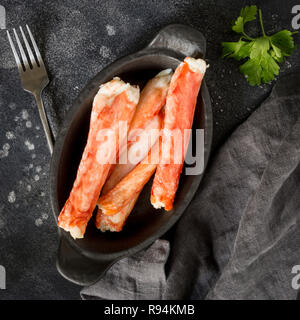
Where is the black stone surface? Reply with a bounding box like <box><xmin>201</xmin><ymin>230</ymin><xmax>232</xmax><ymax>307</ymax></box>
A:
<box><xmin>0</xmin><ymin>0</ymin><xmax>299</xmax><ymax>299</ymax></box>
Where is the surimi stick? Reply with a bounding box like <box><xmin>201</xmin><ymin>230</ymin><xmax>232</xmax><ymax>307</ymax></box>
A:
<box><xmin>102</xmin><ymin>112</ymin><xmax>163</xmax><ymax>195</ymax></box>
<box><xmin>112</xmin><ymin>69</ymin><xmax>172</xmax><ymax>182</ymax></box>
<box><xmin>58</xmin><ymin>78</ymin><xmax>139</xmax><ymax>239</ymax></box>
<box><xmin>151</xmin><ymin>57</ymin><xmax>207</xmax><ymax>211</ymax></box>
<box><xmin>105</xmin><ymin>69</ymin><xmax>172</xmax><ymax>179</ymax></box>
<box><xmin>128</xmin><ymin>69</ymin><xmax>172</xmax><ymax>139</ymax></box>
<box><xmin>97</xmin><ymin>141</ymin><xmax>160</xmax><ymax>216</ymax></box>
<box><xmin>95</xmin><ymin>112</ymin><xmax>163</xmax><ymax>232</ymax></box>
<box><xmin>96</xmin><ymin>193</ymin><xmax>140</xmax><ymax>232</ymax></box>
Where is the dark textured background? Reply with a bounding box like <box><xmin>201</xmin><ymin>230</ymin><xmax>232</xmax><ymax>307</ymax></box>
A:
<box><xmin>0</xmin><ymin>0</ymin><xmax>299</xmax><ymax>299</ymax></box>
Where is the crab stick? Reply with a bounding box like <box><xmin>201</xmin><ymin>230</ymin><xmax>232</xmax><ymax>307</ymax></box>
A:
<box><xmin>95</xmin><ymin>113</ymin><xmax>163</xmax><ymax>232</ymax></box>
<box><xmin>58</xmin><ymin>78</ymin><xmax>139</xmax><ymax>239</ymax></box>
<box><xmin>128</xmin><ymin>69</ymin><xmax>172</xmax><ymax>140</ymax></box>
<box><xmin>97</xmin><ymin>141</ymin><xmax>160</xmax><ymax>216</ymax></box>
<box><xmin>96</xmin><ymin>193</ymin><xmax>140</xmax><ymax>232</ymax></box>
<box><xmin>151</xmin><ymin>57</ymin><xmax>207</xmax><ymax>211</ymax></box>
<box><xmin>105</xmin><ymin>69</ymin><xmax>172</xmax><ymax>176</ymax></box>
<box><xmin>102</xmin><ymin>112</ymin><xmax>163</xmax><ymax>195</ymax></box>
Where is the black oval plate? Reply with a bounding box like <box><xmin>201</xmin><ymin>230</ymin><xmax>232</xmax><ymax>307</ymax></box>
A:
<box><xmin>49</xmin><ymin>24</ymin><xmax>213</xmax><ymax>286</ymax></box>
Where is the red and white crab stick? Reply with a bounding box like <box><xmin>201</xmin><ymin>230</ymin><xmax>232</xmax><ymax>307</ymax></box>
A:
<box><xmin>105</xmin><ymin>69</ymin><xmax>172</xmax><ymax>179</ymax></box>
<box><xmin>97</xmin><ymin>141</ymin><xmax>160</xmax><ymax>216</ymax></box>
<box><xmin>151</xmin><ymin>57</ymin><xmax>207</xmax><ymax>211</ymax></box>
<box><xmin>95</xmin><ymin>113</ymin><xmax>163</xmax><ymax>232</ymax></box>
<box><xmin>102</xmin><ymin>112</ymin><xmax>163</xmax><ymax>195</ymax></box>
<box><xmin>128</xmin><ymin>69</ymin><xmax>172</xmax><ymax>139</ymax></box>
<box><xmin>58</xmin><ymin>78</ymin><xmax>139</xmax><ymax>239</ymax></box>
<box><xmin>96</xmin><ymin>193</ymin><xmax>140</xmax><ymax>232</ymax></box>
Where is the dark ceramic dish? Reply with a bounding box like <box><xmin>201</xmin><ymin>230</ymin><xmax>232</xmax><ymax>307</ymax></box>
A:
<box><xmin>50</xmin><ymin>24</ymin><xmax>213</xmax><ymax>286</ymax></box>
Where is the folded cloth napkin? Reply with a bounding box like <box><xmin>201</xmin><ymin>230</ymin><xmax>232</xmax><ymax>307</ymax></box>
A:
<box><xmin>81</xmin><ymin>71</ymin><xmax>300</xmax><ymax>300</ymax></box>
<box><xmin>81</xmin><ymin>240</ymin><xmax>170</xmax><ymax>300</ymax></box>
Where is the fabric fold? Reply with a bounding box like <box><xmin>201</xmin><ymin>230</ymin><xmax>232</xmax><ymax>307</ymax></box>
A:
<box><xmin>80</xmin><ymin>240</ymin><xmax>170</xmax><ymax>300</ymax></box>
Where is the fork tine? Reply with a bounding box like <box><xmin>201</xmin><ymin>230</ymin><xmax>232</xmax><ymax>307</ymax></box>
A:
<box><xmin>26</xmin><ymin>25</ymin><xmax>44</xmax><ymax>67</ymax></box>
<box><xmin>13</xmin><ymin>28</ymin><xmax>30</xmax><ymax>70</ymax></box>
<box><xmin>19</xmin><ymin>26</ymin><xmax>37</xmax><ymax>68</ymax></box>
<box><xmin>7</xmin><ymin>30</ymin><xmax>24</xmax><ymax>74</ymax></box>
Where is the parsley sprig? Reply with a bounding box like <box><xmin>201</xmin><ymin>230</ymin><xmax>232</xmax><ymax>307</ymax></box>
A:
<box><xmin>222</xmin><ymin>5</ymin><xmax>297</xmax><ymax>86</ymax></box>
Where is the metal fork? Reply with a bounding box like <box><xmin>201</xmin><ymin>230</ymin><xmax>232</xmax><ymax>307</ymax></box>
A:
<box><xmin>7</xmin><ymin>25</ymin><xmax>53</xmax><ymax>154</ymax></box>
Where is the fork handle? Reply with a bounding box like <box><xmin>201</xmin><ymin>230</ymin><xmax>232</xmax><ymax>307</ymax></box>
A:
<box><xmin>33</xmin><ymin>92</ymin><xmax>54</xmax><ymax>154</ymax></box>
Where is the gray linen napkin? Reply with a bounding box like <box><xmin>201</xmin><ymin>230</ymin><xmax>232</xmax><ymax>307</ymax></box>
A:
<box><xmin>81</xmin><ymin>240</ymin><xmax>170</xmax><ymax>300</ymax></box>
<box><xmin>81</xmin><ymin>72</ymin><xmax>300</xmax><ymax>300</ymax></box>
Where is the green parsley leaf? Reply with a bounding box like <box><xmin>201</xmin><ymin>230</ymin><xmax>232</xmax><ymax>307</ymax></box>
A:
<box><xmin>239</xmin><ymin>58</ymin><xmax>262</xmax><ymax>86</ymax></box>
<box><xmin>260</xmin><ymin>53</ymin><xmax>280</xmax><ymax>83</ymax></box>
<box><xmin>232</xmin><ymin>16</ymin><xmax>244</xmax><ymax>34</ymax></box>
<box><xmin>270</xmin><ymin>30</ymin><xmax>296</xmax><ymax>56</ymax></box>
<box><xmin>221</xmin><ymin>6</ymin><xmax>297</xmax><ymax>86</ymax></box>
<box><xmin>250</xmin><ymin>37</ymin><xmax>270</xmax><ymax>59</ymax></box>
<box><xmin>221</xmin><ymin>40</ymin><xmax>252</xmax><ymax>60</ymax></box>
<box><xmin>240</xmin><ymin>53</ymin><xmax>280</xmax><ymax>86</ymax></box>
<box><xmin>232</xmin><ymin>5</ymin><xmax>257</xmax><ymax>34</ymax></box>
